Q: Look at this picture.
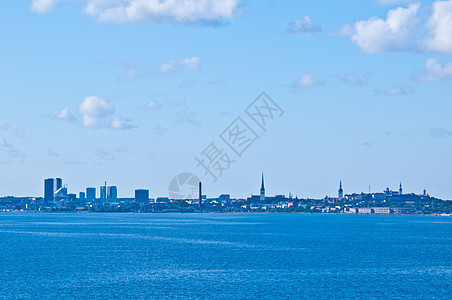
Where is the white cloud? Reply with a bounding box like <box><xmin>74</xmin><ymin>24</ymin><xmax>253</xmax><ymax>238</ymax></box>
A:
<box><xmin>414</xmin><ymin>58</ymin><xmax>452</xmax><ymax>82</ymax></box>
<box><xmin>346</xmin><ymin>3</ymin><xmax>420</xmax><ymax>53</ymax></box>
<box><xmin>110</xmin><ymin>117</ymin><xmax>135</xmax><ymax>130</ymax></box>
<box><xmin>50</xmin><ymin>108</ymin><xmax>76</xmax><ymax>121</ymax></box>
<box><xmin>30</xmin><ymin>0</ymin><xmax>64</xmax><ymax>13</ymax></box>
<box><xmin>424</xmin><ymin>0</ymin><xmax>452</xmax><ymax>53</ymax></box>
<box><xmin>159</xmin><ymin>56</ymin><xmax>200</xmax><ymax>73</ymax></box>
<box><xmin>79</xmin><ymin>96</ymin><xmax>115</xmax><ymax>128</ymax></box>
<box><xmin>84</xmin><ymin>0</ymin><xmax>241</xmax><ymax>23</ymax></box>
<box><xmin>430</xmin><ymin>127</ymin><xmax>452</xmax><ymax>139</ymax></box>
<box><xmin>287</xmin><ymin>16</ymin><xmax>322</xmax><ymax>34</ymax></box>
<box><xmin>337</xmin><ymin>74</ymin><xmax>364</xmax><ymax>86</ymax></box>
<box><xmin>296</xmin><ymin>73</ymin><xmax>324</xmax><ymax>87</ymax></box>
<box><xmin>384</xmin><ymin>85</ymin><xmax>414</xmax><ymax>95</ymax></box>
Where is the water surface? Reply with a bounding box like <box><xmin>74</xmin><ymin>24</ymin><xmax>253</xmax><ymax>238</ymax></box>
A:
<box><xmin>0</xmin><ymin>213</ymin><xmax>450</xmax><ymax>299</ymax></box>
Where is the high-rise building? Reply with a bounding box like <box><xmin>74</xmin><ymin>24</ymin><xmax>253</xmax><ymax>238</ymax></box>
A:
<box><xmin>260</xmin><ymin>173</ymin><xmax>265</xmax><ymax>201</ymax></box>
<box><xmin>135</xmin><ymin>189</ymin><xmax>149</xmax><ymax>203</ymax></box>
<box><xmin>107</xmin><ymin>186</ymin><xmax>117</xmax><ymax>201</ymax></box>
<box><xmin>86</xmin><ymin>187</ymin><xmax>96</xmax><ymax>201</ymax></box>
<box><xmin>338</xmin><ymin>181</ymin><xmax>344</xmax><ymax>200</ymax></box>
<box><xmin>79</xmin><ymin>192</ymin><xmax>86</xmax><ymax>201</ymax></box>
<box><xmin>100</xmin><ymin>184</ymin><xmax>107</xmax><ymax>202</ymax></box>
<box><xmin>198</xmin><ymin>182</ymin><xmax>202</xmax><ymax>209</ymax></box>
<box><xmin>44</xmin><ymin>178</ymin><xmax>54</xmax><ymax>202</ymax></box>
<box><xmin>55</xmin><ymin>178</ymin><xmax>62</xmax><ymax>191</ymax></box>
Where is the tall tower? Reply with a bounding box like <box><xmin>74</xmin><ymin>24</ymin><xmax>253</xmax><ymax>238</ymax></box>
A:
<box><xmin>55</xmin><ymin>178</ymin><xmax>62</xmax><ymax>191</ymax></box>
<box><xmin>338</xmin><ymin>180</ymin><xmax>344</xmax><ymax>200</ymax></box>
<box><xmin>260</xmin><ymin>173</ymin><xmax>265</xmax><ymax>201</ymax></box>
<box><xmin>198</xmin><ymin>182</ymin><xmax>202</xmax><ymax>209</ymax></box>
<box><xmin>399</xmin><ymin>182</ymin><xmax>403</xmax><ymax>195</ymax></box>
<box><xmin>44</xmin><ymin>178</ymin><xmax>54</xmax><ymax>202</ymax></box>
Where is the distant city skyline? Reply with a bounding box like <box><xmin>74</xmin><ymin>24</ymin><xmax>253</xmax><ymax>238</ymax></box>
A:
<box><xmin>34</xmin><ymin>175</ymin><xmax>431</xmax><ymax>200</ymax></box>
<box><xmin>1</xmin><ymin>1</ymin><xmax>452</xmax><ymax>199</ymax></box>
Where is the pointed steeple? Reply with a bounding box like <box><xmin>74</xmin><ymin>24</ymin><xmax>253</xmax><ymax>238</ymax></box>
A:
<box><xmin>399</xmin><ymin>182</ymin><xmax>403</xmax><ymax>195</ymax></box>
<box><xmin>260</xmin><ymin>173</ymin><xmax>265</xmax><ymax>201</ymax></box>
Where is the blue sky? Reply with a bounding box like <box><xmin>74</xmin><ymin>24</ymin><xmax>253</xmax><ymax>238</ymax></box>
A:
<box><xmin>1</xmin><ymin>0</ymin><xmax>452</xmax><ymax>199</ymax></box>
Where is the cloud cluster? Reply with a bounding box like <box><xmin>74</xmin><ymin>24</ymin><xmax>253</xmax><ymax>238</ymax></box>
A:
<box><xmin>345</xmin><ymin>1</ymin><xmax>452</xmax><ymax>54</ymax></box>
<box><xmin>50</xmin><ymin>107</ymin><xmax>76</xmax><ymax>121</ymax></box>
<box><xmin>159</xmin><ymin>57</ymin><xmax>200</xmax><ymax>73</ymax></box>
<box><xmin>287</xmin><ymin>16</ymin><xmax>322</xmax><ymax>35</ymax></box>
<box><xmin>346</xmin><ymin>3</ymin><xmax>420</xmax><ymax>54</ymax></box>
<box><xmin>424</xmin><ymin>0</ymin><xmax>452</xmax><ymax>53</ymax></box>
<box><xmin>414</xmin><ymin>58</ymin><xmax>452</xmax><ymax>82</ymax></box>
<box><xmin>79</xmin><ymin>96</ymin><xmax>115</xmax><ymax>128</ymax></box>
<box><xmin>31</xmin><ymin>0</ymin><xmax>241</xmax><ymax>24</ymax></box>
<box><xmin>50</xmin><ymin>96</ymin><xmax>135</xmax><ymax>130</ymax></box>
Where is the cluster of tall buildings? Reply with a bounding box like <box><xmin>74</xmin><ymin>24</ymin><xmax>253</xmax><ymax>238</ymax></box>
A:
<box><xmin>44</xmin><ymin>178</ymin><xmax>150</xmax><ymax>204</ymax></box>
<box><xmin>44</xmin><ymin>178</ymin><xmax>68</xmax><ymax>202</ymax></box>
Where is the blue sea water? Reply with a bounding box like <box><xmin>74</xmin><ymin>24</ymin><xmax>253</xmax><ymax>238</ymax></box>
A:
<box><xmin>0</xmin><ymin>213</ymin><xmax>450</xmax><ymax>299</ymax></box>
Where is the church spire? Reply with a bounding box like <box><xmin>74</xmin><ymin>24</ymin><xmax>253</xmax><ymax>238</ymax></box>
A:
<box><xmin>260</xmin><ymin>173</ymin><xmax>265</xmax><ymax>201</ymax></box>
<box><xmin>261</xmin><ymin>173</ymin><xmax>265</xmax><ymax>191</ymax></box>
<box><xmin>338</xmin><ymin>180</ymin><xmax>344</xmax><ymax>200</ymax></box>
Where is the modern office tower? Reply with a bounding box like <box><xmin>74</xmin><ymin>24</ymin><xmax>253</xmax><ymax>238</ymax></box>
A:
<box><xmin>107</xmin><ymin>186</ymin><xmax>117</xmax><ymax>201</ymax></box>
<box><xmin>79</xmin><ymin>192</ymin><xmax>86</xmax><ymax>201</ymax></box>
<box><xmin>86</xmin><ymin>187</ymin><xmax>96</xmax><ymax>201</ymax></box>
<box><xmin>260</xmin><ymin>173</ymin><xmax>265</xmax><ymax>201</ymax></box>
<box><xmin>399</xmin><ymin>183</ymin><xmax>403</xmax><ymax>195</ymax></box>
<box><xmin>100</xmin><ymin>185</ymin><xmax>107</xmax><ymax>202</ymax></box>
<box><xmin>55</xmin><ymin>178</ymin><xmax>62</xmax><ymax>191</ymax></box>
<box><xmin>135</xmin><ymin>189</ymin><xmax>149</xmax><ymax>203</ymax></box>
<box><xmin>44</xmin><ymin>178</ymin><xmax>55</xmax><ymax>202</ymax></box>
<box><xmin>338</xmin><ymin>181</ymin><xmax>344</xmax><ymax>200</ymax></box>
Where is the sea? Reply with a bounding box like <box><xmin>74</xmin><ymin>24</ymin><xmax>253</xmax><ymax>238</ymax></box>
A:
<box><xmin>0</xmin><ymin>213</ymin><xmax>450</xmax><ymax>299</ymax></box>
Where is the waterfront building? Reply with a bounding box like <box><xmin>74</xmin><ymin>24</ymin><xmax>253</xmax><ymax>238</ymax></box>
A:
<box><xmin>135</xmin><ymin>189</ymin><xmax>149</xmax><ymax>203</ymax></box>
<box><xmin>79</xmin><ymin>192</ymin><xmax>85</xmax><ymax>201</ymax></box>
<box><xmin>86</xmin><ymin>187</ymin><xmax>96</xmax><ymax>201</ymax></box>
<box><xmin>44</xmin><ymin>178</ymin><xmax>54</xmax><ymax>202</ymax></box>
<box><xmin>107</xmin><ymin>186</ymin><xmax>118</xmax><ymax>201</ymax></box>
<box><xmin>54</xmin><ymin>186</ymin><xmax>68</xmax><ymax>201</ymax></box>
<box><xmin>100</xmin><ymin>184</ymin><xmax>107</xmax><ymax>202</ymax></box>
<box><xmin>55</xmin><ymin>178</ymin><xmax>62</xmax><ymax>191</ymax></box>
